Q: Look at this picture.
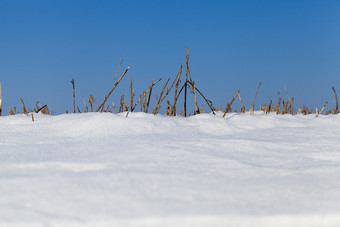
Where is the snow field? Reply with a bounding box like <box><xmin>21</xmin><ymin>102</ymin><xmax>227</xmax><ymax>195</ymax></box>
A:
<box><xmin>0</xmin><ymin>112</ymin><xmax>340</xmax><ymax>226</ymax></box>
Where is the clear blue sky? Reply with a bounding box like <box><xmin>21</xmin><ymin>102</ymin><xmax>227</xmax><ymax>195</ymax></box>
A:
<box><xmin>1</xmin><ymin>0</ymin><xmax>339</xmax><ymax>114</ymax></box>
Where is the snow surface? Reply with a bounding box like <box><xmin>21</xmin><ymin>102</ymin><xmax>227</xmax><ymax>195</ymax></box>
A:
<box><xmin>1</xmin><ymin>112</ymin><xmax>340</xmax><ymax>227</ymax></box>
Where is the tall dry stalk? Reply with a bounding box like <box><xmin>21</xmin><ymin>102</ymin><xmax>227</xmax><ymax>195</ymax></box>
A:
<box><xmin>223</xmin><ymin>90</ymin><xmax>240</xmax><ymax>118</ymax></box>
<box><xmin>71</xmin><ymin>78</ymin><xmax>75</xmax><ymax>113</ymax></box>
<box><xmin>237</xmin><ymin>93</ymin><xmax>246</xmax><ymax>113</ymax></box>
<box><xmin>250</xmin><ymin>82</ymin><xmax>262</xmax><ymax>114</ymax></box>
<box><xmin>83</xmin><ymin>97</ymin><xmax>87</xmax><ymax>113</ymax></box>
<box><xmin>145</xmin><ymin>79</ymin><xmax>154</xmax><ymax>113</ymax></box>
<box><xmin>119</xmin><ymin>94</ymin><xmax>124</xmax><ymax>112</ymax></box>
<box><xmin>192</xmin><ymin>81</ymin><xmax>199</xmax><ymax>114</ymax></box>
<box><xmin>88</xmin><ymin>96</ymin><xmax>94</xmax><ymax>112</ymax></box>
<box><xmin>130</xmin><ymin>76</ymin><xmax>134</xmax><ymax>111</ymax></box>
<box><xmin>114</xmin><ymin>59</ymin><xmax>123</xmax><ymax>85</ymax></box>
<box><xmin>267</xmin><ymin>100</ymin><xmax>272</xmax><ymax>114</ymax></box>
<box><xmin>276</xmin><ymin>97</ymin><xmax>281</xmax><ymax>114</ymax></box>
<box><xmin>96</xmin><ymin>67</ymin><xmax>129</xmax><ymax>112</ymax></box>
<box><xmin>290</xmin><ymin>97</ymin><xmax>294</xmax><ymax>115</ymax></box>
<box><xmin>332</xmin><ymin>86</ymin><xmax>338</xmax><ymax>114</ymax></box>
<box><xmin>184</xmin><ymin>48</ymin><xmax>189</xmax><ymax>117</ymax></box>
<box><xmin>20</xmin><ymin>98</ymin><xmax>28</xmax><ymax>115</ymax></box>
<box><xmin>172</xmin><ymin>65</ymin><xmax>183</xmax><ymax>115</ymax></box>
<box><xmin>143</xmin><ymin>91</ymin><xmax>147</xmax><ymax>112</ymax></box>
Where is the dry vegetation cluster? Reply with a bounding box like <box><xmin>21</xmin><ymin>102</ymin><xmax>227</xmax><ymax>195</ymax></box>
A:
<box><xmin>0</xmin><ymin>49</ymin><xmax>339</xmax><ymax>120</ymax></box>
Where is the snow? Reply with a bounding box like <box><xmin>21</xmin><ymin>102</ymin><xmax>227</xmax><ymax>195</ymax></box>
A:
<box><xmin>1</xmin><ymin>112</ymin><xmax>340</xmax><ymax>226</ymax></box>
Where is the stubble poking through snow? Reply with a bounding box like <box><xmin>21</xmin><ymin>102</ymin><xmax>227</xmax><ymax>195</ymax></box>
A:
<box><xmin>1</xmin><ymin>112</ymin><xmax>340</xmax><ymax>227</ymax></box>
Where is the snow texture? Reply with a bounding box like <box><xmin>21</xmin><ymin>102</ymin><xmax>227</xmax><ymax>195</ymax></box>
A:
<box><xmin>1</xmin><ymin>112</ymin><xmax>340</xmax><ymax>226</ymax></box>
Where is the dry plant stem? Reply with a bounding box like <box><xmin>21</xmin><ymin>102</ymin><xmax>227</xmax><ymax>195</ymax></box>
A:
<box><xmin>290</xmin><ymin>98</ymin><xmax>294</xmax><ymax>115</ymax></box>
<box><xmin>192</xmin><ymin>81</ymin><xmax>199</xmax><ymax>114</ymax></box>
<box><xmin>146</xmin><ymin>79</ymin><xmax>154</xmax><ymax>113</ymax></box>
<box><xmin>267</xmin><ymin>100</ymin><xmax>272</xmax><ymax>114</ymax></box>
<box><xmin>31</xmin><ymin>113</ymin><xmax>34</xmax><ymax>122</ymax></box>
<box><xmin>119</xmin><ymin>94</ymin><xmax>124</xmax><ymax>113</ymax></box>
<box><xmin>166</xmin><ymin>100</ymin><xmax>171</xmax><ymax>116</ymax></box>
<box><xmin>124</xmin><ymin>101</ymin><xmax>128</xmax><ymax>112</ymax></box>
<box><xmin>316</xmin><ymin>102</ymin><xmax>328</xmax><ymax>117</ymax></box>
<box><xmin>71</xmin><ymin>78</ymin><xmax>75</xmax><ymax>113</ymax></box>
<box><xmin>183</xmin><ymin>48</ymin><xmax>192</xmax><ymax>117</ymax></box>
<box><xmin>114</xmin><ymin>59</ymin><xmax>123</xmax><ymax>85</ymax></box>
<box><xmin>332</xmin><ymin>86</ymin><xmax>338</xmax><ymax>114</ymax></box>
<box><xmin>83</xmin><ymin>97</ymin><xmax>86</xmax><ymax>113</ymax></box>
<box><xmin>130</xmin><ymin>76</ymin><xmax>134</xmax><ymax>112</ymax></box>
<box><xmin>276</xmin><ymin>97</ymin><xmax>281</xmax><ymax>114</ymax></box>
<box><xmin>131</xmin><ymin>78</ymin><xmax>162</xmax><ymax>112</ymax></box>
<box><xmin>283</xmin><ymin>100</ymin><xmax>290</xmax><ymax>114</ymax></box>
<box><xmin>186</xmin><ymin>48</ymin><xmax>192</xmax><ymax>82</ymax></box>
<box><xmin>152</xmin><ymin>77</ymin><xmax>171</xmax><ymax>114</ymax></box>
<box><xmin>297</xmin><ymin>107</ymin><xmax>301</xmax><ymax>114</ymax></box>
<box><xmin>20</xmin><ymin>98</ymin><xmax>28</xmax><ymax>115</ymax></box>
<box><xmin>223</xmin><ymin>90</ymin><xmax>240</xmax><ymax>118</ymax></box>
<box><xmin>89</xmin><ymin>98</ymin><xmax>93</xmax><ymax>112</ymax></box>
<box><xmin>153</xmin><ymin>66</ymin><xmax>182</xmax><ymax>114</ymax></box>
<box><xmin>173</xmin><ymin>65</ymin><xmax>183</xmax><ymax>115</ymax></box>
<box><xmin>325</xmin><ymin>109</ymin><xmax>332</xmax><ymax>115</ymax></box>
<box><xmin>36</xmin><ymin>105</ymin><xmax>47</xmax><ymax>113</ymax></box>
<box><xmin>237</xmin><ymin>93</ymin><xmax>245</xmax><ymax>113</ymax></box>
<box><xmin>140</xmin><ymin>95</ymin><xmax>143</xmax><ymax>112</ymax></box>
<box><xmin>251</xmin><ymin>81</ymin><xmax>262</xmax><ymax>114</ymax></box>
<box><xmin>143</xmin><ymin>91</ymin><xmax>147</xmax><ymax>112</ymax></box>
<box><xmin>96</xmin><ymin>67</ymin><xmax>129</xmax><ymax>112</ymax></box>
<box><xmin>184</xmin><ymin>62</ymin><xmax>188</xmax><ymax>116</ymax></box>
<box><xmin>77</xmin><ymin>106</ymin><xmax>81</xmax><ymax>113</ymax></box>
<box><xmin>186</xmin><ymin>81</ymin><xmax>215</xmax><ymax>115</ymax></box>
<box><xmin>0</xmin><ymin>81</ymin><xmax>2</xmax><ymax>116</ymax></box>
<box><xmin>9</xmin><ymin>105</ymin><xmax>13</xmax><ymax>115</ymax></box>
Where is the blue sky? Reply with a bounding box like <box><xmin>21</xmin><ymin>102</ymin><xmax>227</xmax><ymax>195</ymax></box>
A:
<box><xmin>1</xmin><ymin>0</ymin><xmax>339</xmax><ymax>114</ymax></box>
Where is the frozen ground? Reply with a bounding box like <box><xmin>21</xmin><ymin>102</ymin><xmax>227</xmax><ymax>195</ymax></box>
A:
<box><xmin>0</xmin><ymin>112</ymin><xmax>340</xmax><ymax>227</ymax></box>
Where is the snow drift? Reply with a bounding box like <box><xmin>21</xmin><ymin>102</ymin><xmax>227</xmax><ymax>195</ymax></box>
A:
<box><xmin>1</xmin><ymin>112</ymin><xmax>340</xmax><ymax>227</ymax></box>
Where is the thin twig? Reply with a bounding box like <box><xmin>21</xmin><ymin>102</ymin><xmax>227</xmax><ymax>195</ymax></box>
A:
<box><xmin>130</xmin><ymin>76</ymin><xmax>134</xmax><ymax>112</ymax></box>
<box><xmin>71</xmin><ymin>78</ymin><xmax>75</xmax><ymax>113</ymax></box>
<box><xmin>146</xmin><ymin>79</ymin><xmax>154</xmax><ymax>113</ymax></box>
<box><xmin>114</xmin><ymin>59</ymin><xmax>123</xmax><ymax>85</ymax></box>
<box><xmin>223</xmin><ymin>90</ymin><xmax>240</xmax><ymax>118</ymax></box>
<box><xmin>96</xmin><ymin>67</ymin><xmax>129</xmax><ymax>112</ymax></box>
<box><xmin>193</xmin><ymin>81</ymin><xmax>199</xmax><ymax>114</ymax></box>
<box><xmin>316</xmin><ymin>102</ymin><xmax>328</xmax><ymax>117</ymax></box>
<box><xmin>173</xmin><ymin>65</ymin><xmax>183</xmax><ymax>115</ymax></box>
<box><xmin>251</xmin><ymin>81</ymin><xmax>262</xmax><ymax>114</ymax></box>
